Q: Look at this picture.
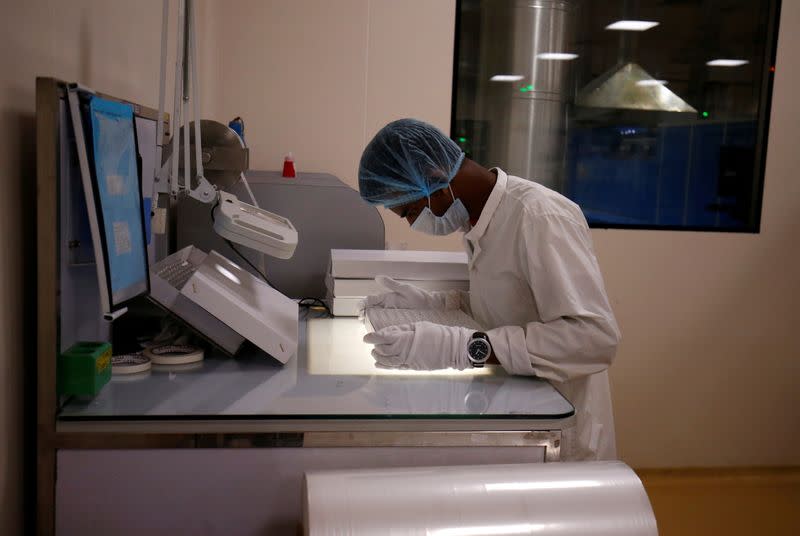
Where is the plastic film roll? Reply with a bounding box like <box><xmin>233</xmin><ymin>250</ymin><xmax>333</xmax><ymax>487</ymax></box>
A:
<box><xmin>304</xmin><ymin>461</ymin><xmax>657</xmax><ymax>536</ymax></box>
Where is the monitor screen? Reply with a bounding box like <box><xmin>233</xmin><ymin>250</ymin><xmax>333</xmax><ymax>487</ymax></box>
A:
<box><xmin>86</xmin><ymin>96</ymin><xmax>149</xmax><ymax>308</ymax></box>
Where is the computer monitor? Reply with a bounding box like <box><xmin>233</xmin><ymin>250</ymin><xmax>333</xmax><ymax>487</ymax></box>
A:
<box><xmin>67</xmin><ymin>88</ymin><xmax>150</xmax><ymax>314</ymax></box>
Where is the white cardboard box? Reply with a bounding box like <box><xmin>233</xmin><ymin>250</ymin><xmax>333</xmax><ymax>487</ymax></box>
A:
<box><xmin>328</xmin><ymin>277</ymin><xmax>470</xmax><ymax>298</ymax></box>
<box><xmin>331</xmin><ymin>297</ymin><xmax>362</xmax><ymax>317</ymax></box>
<box><xmin>181</xmin><ymin>251</ymin><xmax>299</xmax><ymax>363</ymax></box>
<box><xmin>330</xmin><ymin>249</ymin><xmax>469</xmax><ymax>281</ymax></box>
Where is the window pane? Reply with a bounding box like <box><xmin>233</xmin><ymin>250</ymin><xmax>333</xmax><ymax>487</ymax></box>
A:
<box><xmin>453</xmin><ymin>0</ymin><xmax>779</xmax><ymax>232</ymax></box>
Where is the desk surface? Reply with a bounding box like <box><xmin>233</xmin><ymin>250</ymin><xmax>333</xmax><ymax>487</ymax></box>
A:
<box><xmin>59</xmin><ymin>317</ymin><xmax>574</xmax><ymax>421</ymax></box>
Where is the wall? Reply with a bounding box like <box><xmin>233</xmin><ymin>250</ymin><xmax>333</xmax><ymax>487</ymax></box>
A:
<box><xmin>601</xmin><ymin>0</ymin><xmax>800</xmax><ymax>467</ymax></box>
<box><xmin>206</xmin><ymin>0</ymin><xmax>463</xmax><ymax>252</ymax></box>
<box><xmin>0</xmin><ymin>1</ymin><xmax>217</xmax><ymax>533</ymax></box>
<box><xmin>205</xmin><ymin>0</ymin><xmax>799</xmax><ymax>469</ymax></box>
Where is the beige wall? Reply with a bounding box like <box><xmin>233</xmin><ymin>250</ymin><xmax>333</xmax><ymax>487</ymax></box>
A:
<box><xmin>604</xmin><ymin>1</ymin><xmax>799</xmax><ymax>467</ymax></box>
<box><xmin>206</xmin><ymin>0</ymin><xmax>464</xmax><ymax>252</ymax></box>
<box><xmin>204</xmin><ymin>0</ymin><xmax>800</xmax><ymax>468</ymax></box>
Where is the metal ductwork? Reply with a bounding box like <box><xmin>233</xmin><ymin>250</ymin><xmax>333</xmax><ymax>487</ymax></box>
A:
<box><xmin>576</xmin><ymin>0</ymin><xmax>696</xmax><ymax>115</ymax></box>
<box><xmin>471</xmin><ymin>0</ymin><xmax>696</xmax><ymax>188</ymax></box>
<box><xmin>506</xmin><ymin>0</ymin><xmax>575</xmax><ymax>190</ymax></box>
<box><xmin>576</xmin><ymin>62</ymin><xmax>696</xmax><ymax>113</ymax></box>
<box><xmin>477</xmin><ymin>0</ymin><xmax>575</xmax><ymax>190</ymax></box>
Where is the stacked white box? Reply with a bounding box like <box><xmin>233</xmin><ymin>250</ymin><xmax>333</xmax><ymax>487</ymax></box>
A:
<box><xmin>330</xmin><ymin>249</ymin><xmax>469</xmax><ymax>280</ymax></box>
<box><xmin>327</xmin><ymin>250</ymin><xmax>470</xmax><ymax>317</ymax></box>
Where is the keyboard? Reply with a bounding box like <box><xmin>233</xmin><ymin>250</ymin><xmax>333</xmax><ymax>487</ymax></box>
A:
<box><xmin>366</xmin><ymin>307</ymin><xmax>484</xmax><ymax>333</ymax></box>
<box><xmin>156</xmin><ymin>259</ymin><xmax>198</xmax><ymax>290</ymax></box>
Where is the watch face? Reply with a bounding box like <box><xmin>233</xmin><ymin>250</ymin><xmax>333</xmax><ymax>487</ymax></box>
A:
<box><xmin>468</xmin><ymin>339</ymin><xmax>491</xmax><ymax>362</ymax></box>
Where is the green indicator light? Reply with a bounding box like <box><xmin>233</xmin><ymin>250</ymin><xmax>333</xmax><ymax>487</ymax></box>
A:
<box><xmin>520</xmin><ymin>87</ymin><xmax>528</xmax><ymax>92</ymax></box>
<box><xmin>702</xmin><ymin>111</ymin><xmax>709</xmax><ymax>118</ymax></box>
<box><xmin>458</xmin><ymin>137</ymin><xmax>467</xmax><ymax>143</ymax></box>
<box><xmin>526</xmin><ymin>84</ymin><xmax>534</xmax><ymax>90</ymax></box>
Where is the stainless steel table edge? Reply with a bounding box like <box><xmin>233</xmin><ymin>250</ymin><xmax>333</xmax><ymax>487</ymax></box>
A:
<box><xmin>57</xmin><ymin>417</ymin><xmax>573</xmax><ymax>434</ymax></box>
<box><xmin>56</xmin><ymin>417</ymin><xmax>574</xmax><ymax>462</ymax></box>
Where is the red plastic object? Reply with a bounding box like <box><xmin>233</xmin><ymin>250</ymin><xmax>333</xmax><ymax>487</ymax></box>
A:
<box><xmin>282</xmin><ymin>153</ymin><xmax>296</xmax><ymax>178</ymax></box>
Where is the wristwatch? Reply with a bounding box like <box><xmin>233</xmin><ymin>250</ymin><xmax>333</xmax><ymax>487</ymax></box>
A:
<box><xmin>467</xmin><ymin>332</ymin><xmax>492</xmax><ymax>368</ymax></box>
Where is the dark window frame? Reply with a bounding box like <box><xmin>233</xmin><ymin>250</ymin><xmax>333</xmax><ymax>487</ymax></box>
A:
<box><xmin>450</xmin><ymin>0</ymin><xmax>783</xmax><ymax>233</ymax></box>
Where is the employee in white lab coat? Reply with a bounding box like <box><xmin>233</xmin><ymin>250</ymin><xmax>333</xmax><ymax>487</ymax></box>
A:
<box><xmin>358</xmin><ymin>119</ymin><xmax>621</xmax><ymax>461</ymax></box>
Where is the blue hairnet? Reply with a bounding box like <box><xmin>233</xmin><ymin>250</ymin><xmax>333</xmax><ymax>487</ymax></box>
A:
<box><xmin>358</xmin><ymin>119</ymin><xmax>465</xmax><ymax>208</ymax></box>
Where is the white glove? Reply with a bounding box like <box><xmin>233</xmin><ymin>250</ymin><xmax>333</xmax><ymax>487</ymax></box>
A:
<box><xmin>358</xmin><ymin>275</ymin><xmax>465</xmax><ymax>314</ymax></box>
<box><xmin>367</xmin><ymin>276</ymin><xmax>447</xmax><ymax>309</ymax></box>
<box><xmin>363</xmin><ymin>321</ymin><xmax>473</xmax><ymax>370</ymax></box>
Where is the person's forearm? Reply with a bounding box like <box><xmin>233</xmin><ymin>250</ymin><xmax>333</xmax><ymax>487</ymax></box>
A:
<box><xmin>487</xmin><ymin>315</ymin><xmax>619</xmax><ymax>379</ymax></box>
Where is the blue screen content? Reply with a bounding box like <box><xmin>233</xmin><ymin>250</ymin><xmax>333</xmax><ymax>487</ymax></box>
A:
<box><xmin>89</xmin><ymin>97</ymin><xmax>148</xmax><ymax>306</ymax></box>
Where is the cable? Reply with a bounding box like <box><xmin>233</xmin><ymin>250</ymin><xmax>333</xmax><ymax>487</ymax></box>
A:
<box><xmin>298</xmin><ymin>297</ymin><xmax>327</xmax><ymax>307</ymax></box>
<box><xmin>210</xmin><ymin>201</ymin><xmax>278</xmax><ymax>289</ymax></box>
<box><xmin>226</xmin><ymin>240</ymin><xmax>275</xmax><ymax>285</ymax></box>
<box><xmin>236</xmin><ymin>172</ymin><xmax>269</xmax><ymax>278</ymax></box>
<box><xmin>239</xmin><ymin>172</ymin><xmax>259</xmax><ymax>208</ymax></box>
<box><xmin>298</xmin><ymin>298</ymin><xmax>331</xmax><ymax>319</ymax></box>
<box><xmin>298</xmin><ymin>297</ymin><xmax>331</xmax><ymax>316</ymax></box>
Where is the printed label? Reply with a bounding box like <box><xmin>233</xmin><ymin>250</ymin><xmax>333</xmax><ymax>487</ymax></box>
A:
<box><xmin>152</xmin><ymin>207</ymin><xmax>167</xmax><ymax>235</ymax></box>
<box><xmin>96</xmin><ymin>349</ymin><xmax>111</xmax><ymax>373</ymax></box>
<box><xmin>113</xmin><ymin>221</ymin><xmax>132</xmax><ymax>255</ymax></box>
<box><xmin>106</xmin><ymin>174</ymin><xmax>125</xmax><ymax>196</ymax></box>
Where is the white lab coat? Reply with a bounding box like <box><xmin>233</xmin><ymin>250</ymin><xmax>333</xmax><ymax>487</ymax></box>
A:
<box><xmin>462</xmin><ymin>168</ymin><xmax>621</xmax><ymax>461</ymax></box>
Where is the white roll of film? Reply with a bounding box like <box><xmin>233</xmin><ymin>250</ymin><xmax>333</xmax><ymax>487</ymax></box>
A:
<box><xmin>304</xmin><ymin>461</ymin><xmax>658</xmax><ymax>536</ymax></box>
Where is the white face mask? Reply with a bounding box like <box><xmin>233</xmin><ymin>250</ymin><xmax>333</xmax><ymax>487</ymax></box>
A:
<box><xmin>410</xmin><ymin>187</ymin><xmax>471</xmax><ymax>236</ymax></box>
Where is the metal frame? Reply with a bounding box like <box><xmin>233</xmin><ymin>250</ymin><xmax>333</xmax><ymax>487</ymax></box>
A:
<box><xmin>36</xmin><ymin>75</ymin><xmax>60</xmax><ymax>536</ymax></box>
<box><xmin>35</xmin><ymin>77</ymin><xmax>171</xmax><ymax>536</ymax></box>
<box><xmin>304</xmin><ymin>431</ymin><xmax>562</xmax><ymax>462</ymax></box>
<box><xmin>56</xmin><ymin>417</ymin><xmax>572</xmax><ymax>434</ymax></box>
<box><xmin>54</xmin><ymin>418</ymin><xmax>570</xmax><ymax>463</ymax></box>
<box><xmin>52</xmin><ymin>429</ymin><xmax>562</xmax><ymax>461</ymax></box>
